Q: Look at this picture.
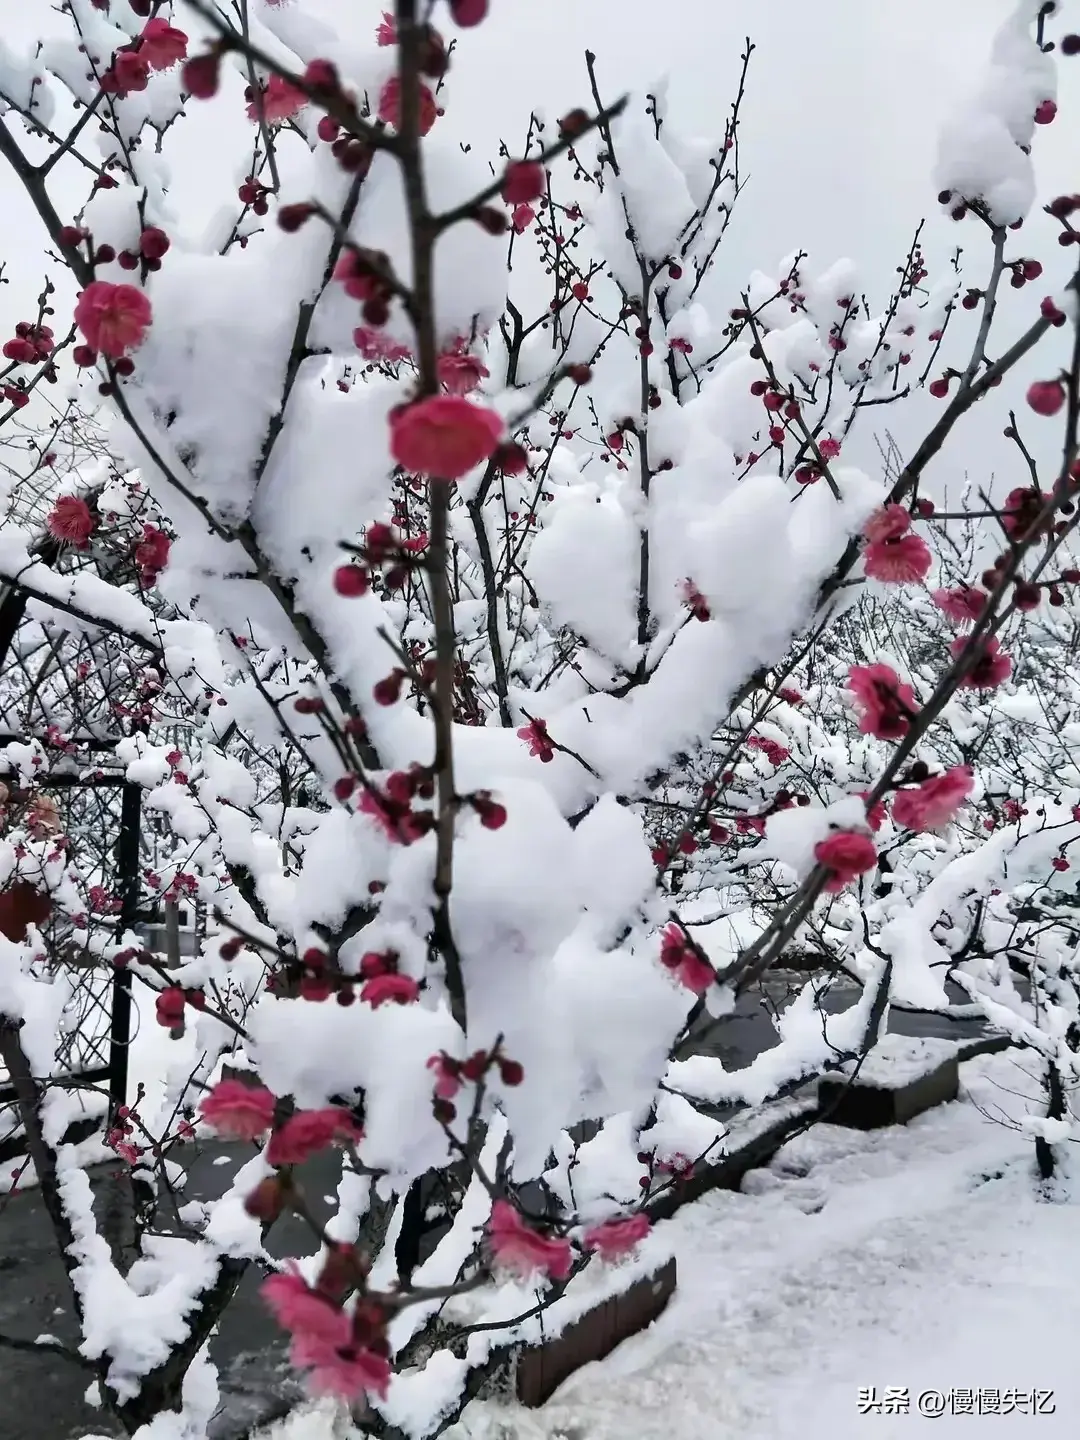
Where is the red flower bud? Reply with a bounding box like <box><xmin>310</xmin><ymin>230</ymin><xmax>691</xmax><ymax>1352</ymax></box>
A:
<box><xmin>277</xmin><ymin>203</ymin><xmax>316</xmax><ymax>233</ymax></box>
<box><xmin>450</xmin><ymin>0</ymin><xmax>488</xmax><ymax>24</ymax></box>
<box><xmin>333</xmin><ymin>564</ymin><xmax>369</xmax><ymax>596</ymax></box>
<box><xmin>139</xmin><ymin>226</ymin><xmax>171</xmax><ymax>260</ymax></box>
<box><xmin>244</xmin><ymin>1176</ymin><xmax>285</xmax><ymax>1221</ymax></box>
<box><xmin>474</xmin><ymin>205</ymin><xmax>508</xmax><ymax>235</ymax></box>
<box><xmin>501</xmin><ymin>160</ymin><xmax>545</xmax><ymax>206</ymax></box>
<box><xmin>182</xmin><ymin>51</ymin><xmax>222</xmax><ymax>99</ymax></box>
<box><xmin>559</xmin><ymin>108</ymin><xmax>590</xmax><ymax>140</ymax></box>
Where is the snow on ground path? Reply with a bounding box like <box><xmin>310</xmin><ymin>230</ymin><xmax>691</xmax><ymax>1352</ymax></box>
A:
<box><xmin>454</xmin><ymin>1049</ymin><xmax>1080</xmax><ymax>1439</ymax></box>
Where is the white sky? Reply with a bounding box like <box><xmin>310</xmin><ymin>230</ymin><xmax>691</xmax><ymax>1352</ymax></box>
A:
<box><xmin>1</xmin><ymin>0</ymin><xmax>1077</xmax><ymax>492</ymax></box>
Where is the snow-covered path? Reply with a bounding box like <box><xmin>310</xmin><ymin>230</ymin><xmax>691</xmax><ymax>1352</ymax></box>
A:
<box><xmin>522</xmin><ymin>1049</ymin><xmax>1079</xmax><ymax>1440</ymax></box>
<box><xmin>426</xmin><ymin>1048</ymin><xmax>1072</xmax><ymax>1440</ymax></box>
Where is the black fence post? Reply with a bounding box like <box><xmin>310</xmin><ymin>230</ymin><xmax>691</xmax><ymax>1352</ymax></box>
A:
<box><xmin>108</xmin><ymin>781</ymin><xmax>142</xmax><ymax>1117</ymax></box>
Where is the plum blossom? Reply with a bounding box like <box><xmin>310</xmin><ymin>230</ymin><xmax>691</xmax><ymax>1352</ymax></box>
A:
<box><xmin>244</xmin><ymin>1177</ymin><xmax>285</xmax><ymax>1221</ymax></box>
<box><xmin>681</xmin><ymin>579</ymin><xmax>710</xmax><ymax>620</ymax></box>
<box><xmin>862</xmin><ymin>505</ymin><xmax>932</xmax><ymax>584</ymax></box>
<box><xmin>451</xmin><ymin>0</ymin><xmax>490</xmax><ymax>24</ymax></box>
<box><xmin>106</xmin><ymin>1128</ymin><xmax>140</xmax><ymax>1165</ymax></box>
<box><xmin>932</xmin><ymin>585</ymin><xmax>987</xmax><ymax>625</ymax></box>
<box><xmin>658</xmin><ymin>924</ymin><xmax>715</xmax><ymax>994</ymax></box>
<box><xmin>517</xmin><ymin>717</ymin><xmax>554</xmax><ymax>761</ymax></box>
<box><xmin>390</xmin><ymin>396</ymin><xmax>503</xmax><ymax>479</ymax></box>
<box><xmin>847</xmin><ymin>663</ymin><xmax>918</xmax><ymax>741</ymax></box>
<box><xmin>1042</xmin><ymin>295</ymin><xmax>1068</xmax><ymax>325</ymax></box>
<box><xmin>182</xmin><ymin>51</ymin><xmax>222</xmax><ymax>99</ymax></box>
<box><xmin>263</xmin><ymin>1268</ymin><xmax>347</xmax><ymax>1345</ymax></box>
<box><xmin>262</xmin><ymin>1271</ymin><xmax>391</xmax><ymax>1403</ymax></box>
<box><xmin>502</xmin><ymin>160</ymin><xmax>545</xmax><ymax>205</ymax></box>
<box><xmin>1001</xmin><ymin>485</ymin><xmax>1047</xmax><ymax>540</ymax></box>
<box><xmin>248</xmin><ymin>74</ymin><xmax>307</xmax><ymax>124</ymax></box>
<box><xmin>488</xmin><ymin>1200</ymin><xmax>572</xmax><ymax>1279</ymax></box>
<box><xmin>74</xmin><ymin>281</ymin><xmax>151</xmax><ymax>358</ymax></box>
<box><xmin>814</xmin><ymin>830</ymin><xmax>877</xmax><ymax>892</ymax></box>
<box><xmin>951</xmin><ymin>634</ymin><xmax>1012</xmax><ymax>690</ymax></box>
<box><xmin>856</xmin><ymin>790</ymin><xmax>888</xmax><ymax>832</ymax></box>
<box><xmin>295</xmin><ymin>1330</ymin><xmax>391</xmax><ymax>1402</ymax></box>
<box><xmin>378</xmin><ymin>76</ymin><xmax>438</xmax><ymax>136</ymax></box>
<box><xmin>437</xmin><ymin>351</ymin><xmax>489</xmax><ymax>395</ymax></box>
<box><xmin>583</xmin><ymin>1213</ymin><xmax>651</xmax><ymax>1260</ymax></box>
<box><xmin>267</xmin><ymin>1107</ymin><xmax>361</xmax><ymax>1165</ymax></box>
<box><xmin>891</xmin><ymin>766</ymin><xmax>974</xmax><ymax>832</ymax></box>
<box><xmin>512</xmin><ymin>203</ymin><xmax>536</xmax><ymax>232</ymax></box>
<box><xmin>334</xmin><ymin>252</ymin><xmax>381</xmax><ymax>301</ymax></box>
<box><xmin>199</xmin><ymin>1080</ymin><xmax>276</xmax><ymax>1140</ymax></box>
<box><xmin>155</xmin><ymin>986</ymin><xmax>186</xmax><ymax>1028</ymax></box>
<box><xmin>135</xmin><ymin>524</ymin><xmax>171</xmax><ymax>582</ymax></box>
<box><xmin>334</xmin><ymin>563</ymin><xmax>369</xmax><ymax>597</ymax></box>
<box><xmin>375</xmin><ymin>10</ymin><xmax>397</xmax><ymax>45</ymax></box>
<box><xmin>4</xmin><ymin>322</ymin><xmax>53</xmax><ymax>363</ymax></box>
<box><xmin>354</xmin><ymin>326</ymin><xmax>411</xmax><ymax>363</ymax></box>
<box><xmin>427</xmin><ymin>1052</ymin><xmax>463</xmax><ymax>1100</ymax></box>
<box><xmin>865</xmin><ymin>535</ymin><xmax>933</xmax><ymax>583</ymax></box>
<box><xmin>472</xmin><ymin>791</ymin><xmax>508</xmax><ymax>829</ymax></box>
<box><xmin>47</xmin><ymin>495</ymin><xmax>95</xmax><ymax>547</ymax></box>
<box><xmin>862</xmin><ymin>504</ymin><xmax>913</xmax><ymax>547</ymax></box>
<box><xmin>4</xmin><ymin>336</ymin><xmax>41</xmax><ymax>365</ymax></box>
<box><xmin>358</xmin><ymin>785</ymin><xmax>431</xmax><ymax>843</ymax></box>
<box><xmin>1027</xmin><ymin>379</ymin><xmax>1065</xmax><ymax>415</ymax></box>
<box><xmin>747</xmin><ymin>734</ymin><xmax>790</xmax><ymax>766</ymax></box>
<box><xmin>139</xmin><ymin>18</ymin><xmax>188</xmax><ymax>71</ymax></box>
<box><xmin>360</xmin><ymin>973</ymin><xmax>419</xmax><ymax>1007</ymax></box>
<box><xmin>101</xmin><ymin>51</ymin><xmax>149</xmax><ymax>97</ymax></box>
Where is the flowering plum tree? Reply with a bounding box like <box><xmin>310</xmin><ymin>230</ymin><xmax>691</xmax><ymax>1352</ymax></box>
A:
<box><xmin>0</xmin><ymin>0</ymin><xmax>1078</xmax><ymax>1435</ymax></box>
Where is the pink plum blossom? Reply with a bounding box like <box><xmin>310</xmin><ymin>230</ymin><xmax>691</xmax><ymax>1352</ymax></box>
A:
<box><xmin>488</xmin><ymin>1200</ymin><xmax>572</xmax><ymax>1280</ymax></box>
<box><xmin>199</xmin><ymin>1080</ymin><xmax>276</xmax><ymax>1141</ymax></box>
<box><xmin>390</xmin><ymin>396</ymin><xmax>503</xmax><ymax>479</ymax></box>
<box><xmin>74</xmin><ymin>281</ymin><xmax>152</xmax><ymax>358</ymax></box>
<box><xmin>267</xmin><ymin>1108</ymin><xmax>361</xmax><ymax>1165</ymax></box>
<box><xmin>847</xmin><ymin>664</ymin><xmax>918</xmax><ymax>741</ymax></box>
<box><xmin>47</xmin><ymin>496</ymin><xmax>96</xmax><ymax>547</ymax></box>
<box><xmin>814</xmin><ymin>831</ymin><xmax>877</xmax><ymax>892</ymax></box>
<box><xmin>891</xmin><ymin>766</ymin><xmax>974</xmax><ymax>832</ymax></box>
<box><xmin>583</xmin><ymin>1213</ymin><xmax>651</xmax><ymax>1260</ymax></box>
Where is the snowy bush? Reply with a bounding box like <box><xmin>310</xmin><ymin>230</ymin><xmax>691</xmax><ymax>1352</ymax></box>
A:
<box><xmin>0</xmin><ymin>0</ymin><xmax>1077</xmax><ymax>1435</ymax></box>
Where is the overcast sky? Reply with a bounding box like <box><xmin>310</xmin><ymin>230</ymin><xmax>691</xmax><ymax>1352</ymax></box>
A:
<box><xmin>1</xmin><ymin>0</ymin><xmax>1076</xmax><ymax>494</ymax></box>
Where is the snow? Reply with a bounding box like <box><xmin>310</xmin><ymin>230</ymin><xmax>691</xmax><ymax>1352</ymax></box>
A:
<box><xmin>249</xmin><ymin>993</ymin><xmax>460</xmax><ymax>1180</ymax></box>
<box><xmin>668</xmin><ymin>971</ymin><xmax>888</xmax><ymax>1108</ymax></box>
<box><xmin>933</xmin><ymin>0</ymin><xmax>1054</xmax><ymax>225</ymax></box>
<box><xmin>609</xmin><ymin>102</ymin><xmax>696</xmax><ymax>264</ymax></box>
<box><xmin>762</xmin><ymin>795</ymin><xmax>867</xmax><ymax>881</ymax></box>
<box><xmin>833</xmin><ymin>1034</ymin><xmax>959</xmax><ymax>1091</ymax></box>
<box><xmin>58</xmin><ymin>1154</ymin><xmax>222</xmax><ymax>1402</ymax></box>
<box><xmin>528</xmin><ymin>483</ymin><xmax>640</xmax><ymax>668</ymax></box>
<box><xmin>251</xmin><ymin>374</ymin><xmax>401</xmax><ymax>580</ymax></box>
<box><xmin>451</xmin><ymin>1050</ymin><xmax>1080</xmax><ymax>1440</ymax></box>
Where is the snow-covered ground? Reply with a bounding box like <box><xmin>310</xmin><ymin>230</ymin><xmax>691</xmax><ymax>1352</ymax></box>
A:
<box><xmin>262</xmin><ymin>1048</ymin><xmax>1079</xmax><ymax>1439</ymax></box>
